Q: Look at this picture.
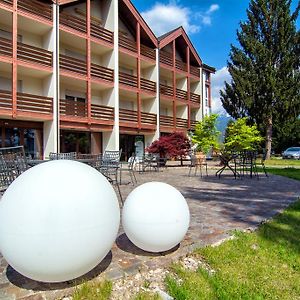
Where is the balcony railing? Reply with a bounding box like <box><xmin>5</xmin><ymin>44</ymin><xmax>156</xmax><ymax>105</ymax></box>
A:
<box><xmin>159</xmin><ymin>84</ymin><xmax>173</xmax><ymax>98</ymax></box>
<box><xmin>0</xmin><ymin>90</ymin><xmax>12</xmax><ymax>110</ymax></box>
<box><xmin>141</xmin><ymin>112</ymin><xmax>157</xmax><ymax>126</ymax></box>
<box><xmin>159</xmin><ymin>51</ymin><xmax>172</xmax><ymax>67</ymax></box>
<box><xmin>176</xmin><ymin>89</ymin><xmax>187</xmax><ymax>101</ymax></box>
<box><xmin>119</xmin><ymin>108</ymin><xmax>138</xmax><ymax>123</ymax></box>
<box><xmin>119</xmin><ymin>35</ymin><xmax>137</xmax><ymax>53</ymax></box>
<box><xmin>18</xmin><ymin>42</ymin><xmax>52</xmax><ymax>67</ymax></box>
<box><xmin>140</xmin><ymin>45</ymin><xmax>155</xmax><ymax>60</ymax></box>
<box><xmin>17</xmin><ymin>92</ymin><xmax>53</xmax><ymax>114</ymax></box>
<box><xmin>190</xmin><ymin>66</ymin><xmax>200</xmax><ymax>77</ymax></box>
<box><xmin>140</xmin><ymin>78</ymin><xmax>156</xmax><ymax>93</ymax></box>
<box><xmin>0</xmin><ymin>37</ymin><xmax>12</xmax><ymax>57</ymax></box>
<box><xmin>90</xmin><ymin>23</ymin><xmax>113</xmax><ymax>44</ymax></box>
<box><xmin>60</xmin><ymin>54</ymin><xmax>86</xmax><ymax>75</ymax></box>
<box><xmin>60</xmin><ymin>11</ymin><xmax>86</xmax><ymax>33</ymax></box>
<box><xmin>190</xmin><ymin>120</ymin><xmax>197</xmax><ymax>130</ymax></box>
<box><xmin>176</xmin><ymin>117</ymin><xmax>188</xmax><ymax>129</ymax></box>
<box><xmin>18</xmin><ymin>0</ymin><xmax>52</xmax><ymax>21</ymax></box>
<box><xmin>119</xmin><ymin>72</ymin><xmax>137</xmax><ymax>88</ymax></box>
<box><xmin>190</xmin><ymin>92</ymin><xmax>200</xmax><ymax>104</ymax></box>
<box><xmin>60</xmin><ymin>99</ymin><xmax>87</xmax><ymax>117</ymax></box>
<box><xmin>0</xmin><ymin>0</ymin><xmax>13</xmax><ymax>7</ymax></box>
<box><xmin>91</xmin><ymin>64</ymin><xmax>114</xmax><ymax>82</ymax></box>
<box><xmin>160</xmin><ymin>115</ymin><xmax>174</xmax><ymax>127</ymax></box>
<box><xmin>176</xmin><ymin>60</ymin><xmax>187</xmax><ymax>72</ymax></box>
<box><xmin>91</xmin><ymin>103</ymin><xmax>114</xmax><ymax>121</ymax></box>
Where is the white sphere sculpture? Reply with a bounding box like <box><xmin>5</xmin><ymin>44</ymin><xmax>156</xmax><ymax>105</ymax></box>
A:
<box><xmin>122</xmin><ymin>182</ymin><xmax>190</xmax><ymax>252</ymax></box>
<box><xmin>0</xmin><ymin>160</ymin><xmax>120</xmax><ymax>282</ymax></box>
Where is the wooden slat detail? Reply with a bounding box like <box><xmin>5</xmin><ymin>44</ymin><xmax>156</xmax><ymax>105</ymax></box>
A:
<box><xmin>18</xmin><ymin>0</ymin><xmax>52</xmax><ymax>20</ymax></box>
<box><xmin>190</xmin><ymin>92</ymin><xmax>200</xmax><ymax>104</ymax></box>
<box><xmin>119</xmin><ymin>108</ymin><xmax>138</xmax><ymax>123</ymax></box>
<box><xmin>0</xmin><ymin>37</ymin><xmax>12</xmax><ymax>57</ymax></box>
<box><xmin>60</xmin><ymin>54</ymin><xmax>86</xmax><ymax>75</ymax></box>
<box><xmin>160</xmin><ymin>115</ymin><xmax>174</xmax><ymax>127</ymax></box>
<box><xmin>190</xmin><ymin>120</ymin><xmax>197</xmax><ymax>130</ymax></box>
<box><xmin>140</xmin><ymin>44</ymin><xmax>155</xmax><ymax>60</ymax></box>
<box><xmin>0</xmin><ymin>0</ymin><xmax>12</xmax><ymax>6</ymax></box>
<box><xmin>17</xmin><ymin>42</ymin><xmax>52</xmax><ymax>67</ymax></box>
<box><xmin>60</xmin><ymin>11</ymin><xmax>86</xmax><ymax>33</ymax></box>
<box><xmin>60</xmin><ymin>99</ymin><xmax>87</xmax><ymax>117</ymax></box>
<box><xmin>119</xmin><ymin>35</ymin><xmax>137</xmax><ymax>53</ymax></box>
<box><xmin>175</xmin><ymin>60</ymin><xmax>187</xmax><ymax>72</ymax></box>
<box><xmin>140</xmin><ymin>78</ymin><xmax>156</xmax><ymax>93</ymax></box>
<box><xmin>159</xmin><ymin>50</ymin><xmax>172</xmax><ymax>67</ymax></box>
<box><xmin>0</xmin><ymin>90</ymin><xmax>12</xmax><ymax>109</ymax></box>
<box><xmin>90</xmin><ymin>23</ymin><xmax>113</xmax><ymax>44</ymax></box>
<box><xmin>91</xmin><ymin>64</ymin><xmax>114</xmax><ymax>82</ymax></box>
<box><xmin>159</xmin><ymin>84</ymin><xmax>173</xmax><ymax>97</ymax></box>
<box><xmin>176</xmin><ymin>117</ymin><xmax>188</xmax><ymax>128</ymax></box>
<box><xmin>176</xmin><ymin>89</ymin><xmax>187</xmax><ymax>101</ymax></box>
<box><xmin>141</xmin><ymin>112</ymin><xmax>156</xmax><ymax>125</ymax></box>
<box><xmin>17</xmin><ymin>92</ymin><xmax>53</xmax><ymax>114</ymax></box>
<box><xmin>119</xmin><ymin>72</ymin><xmax>137</xmax><ymax>88</ymax></box>
<box><xmin>91</xmin><ymin>103</ymin><xmax>114</xmax><ymax>121</ymax></box>
<box><xmin>190</xmin><ymin>65</ymin><xmax>200</xmax><ymax>77</ymax></box>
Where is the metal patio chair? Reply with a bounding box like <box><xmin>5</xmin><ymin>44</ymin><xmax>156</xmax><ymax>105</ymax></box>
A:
<box><xmin>49</xmin><ymin>152</ymin><xmax>77</xmax><ymax>160</ymax></box>
<box><xmin>188</xmin><ymin>154</ymin><xmax>208</xmax><ymax>177</ymax></box>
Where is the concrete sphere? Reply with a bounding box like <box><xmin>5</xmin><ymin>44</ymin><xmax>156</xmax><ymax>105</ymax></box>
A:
<box><xmin>0</xmin><ymin>160</ymin><xmax>120</xmax><ymax>282</ymax></box>
<box><xmin>122</xmin><ymin>182</ymin><xmax>190</xmax><ymax>252</ymax></box>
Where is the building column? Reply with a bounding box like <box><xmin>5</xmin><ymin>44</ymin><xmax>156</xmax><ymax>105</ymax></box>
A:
<box><xmin>86</xmin><ymin>0</ymin><xmax>91</xmax><ymax>125</ymax></box>
<box><xmin>186</xmin><ymin>46</ymin><xmax>190</xmax><ymax>129</ymax></box>
<box><xmin>12</xmin><ymin>0</ymin><xmax>17</xmax><ymax>118</ymax></box>
<box><xmin>172</xmin><ymin>40</ymin><xmax>176</xmax><ymax>130</ymax></box>
<box><xmin>136</xmin><ymin>22</ymin><xmax>141</xmax><ymax>129</ymax></box>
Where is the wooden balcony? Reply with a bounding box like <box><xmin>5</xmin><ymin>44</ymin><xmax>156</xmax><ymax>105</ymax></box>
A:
<box><xmin>140</xmin><ymin>78</ymin><xmax>156</xmax><ymax>93</ymax></box>
<box><xmin>91</xmin><ymin>103</ymin><xmax>114</xmax><ymax>121</ymax></box>
<box><xmin>160</xmin><ymin>115</ymin><xmax>174</xmax><ymax>127</ymax></box>
<box><xmin>176</xmin><ymin>117</ymin><xmax>188</xmax><ymax>129</ymax></box>
<box><xmin>190</xmin><ymin>92</ymin><xmax>200</xmax><ymax>105</ymax></box>
<box><xmin>176</xmin><ymin>60</ymin><xmax>187</xmax><ymax>72</ymax></box>
<box><xmin>60</xmin><ymin>11</ymin><xmax>86</xmax><ymax>33</ymax></box>
<box><xmin>119</xmin><ymin>108</ymin><xmax>138</xmax><ymax>123</ymax></box>
<box><xmin>60</xmin><ymin>54</ymin><xmax>86</xmax><ymax>75</ymax></box>
<box><xmin>140</xmin><ymin>45</ymin><xmax>155</xmax><ymax>60</ymax></box>
<box><xmin>176</xmin><ymin>89</ymin><xmax>187</xmax><ymax>101</ymax></box>
<box><xmin>90</xmin><ymin>23</ymin><xmax>113</xmax><ymax>44</ymax></box>
<box><xmin>119</xmin><ymin>72</ymin><xmax>137</xmax><ymax>89</ymax></box>
<box><xmin>119</xmin><ymin>35</ymin><xmax>137</xmax><ymax>53</ymax></box>
<box><xmin>17</xmin><ymin>92</ymin><xmax>53</xmax><ymax>114</ymax></box>
<box><xmin>0</xmin><ymin>0</ymin><xmax>12</xmax><ymax>7</ymax></box>
<box><xmin>190</xmin><ymin>66</ymin><xmax>200</xmax><ymax>77</ymax></box>
<box><xmin>141</xmin><ymin>112</ymin><xmax>156</xmax><ymax>126</ymax></box>
<box><xmin>18</xmin><ymin>42</ymin><xmax>52</xmax><ymax>67</ymax></box>
<box><xmin>0</xmin><ymin>90</ymin><xmax>12</xmax><ymax>110</ymax></box>
<box><xmin>91</xmin><ymin>64</ymin><xmax>114</xmax><ymax>82</ymax></box>
<box><xmin>159</xmin><ymin>51</ymin><xmax>172</xmax><ymax>67</ymax></box>
<box><xmin>0</xmin><ymin>37</ymin><xmax>12</xmax><ymax>57</ymax></box>
<box><xmin>18</xmin><ymin>0</ymin><xmax>52</xmax><ymax>21</ymax></box>
<box><xmin>60</xmin><ymin>99</ymin><xmax>87</xmax><ymax>118</ymax></box>
<box><xmin>159</xmin><ymin>84</ymin><xmax>173</xmax><ymax>98</ymax></box>
<box><xmin>190</xmin><ymin>120</ymin><xmax>197</xmax><ymax>130</ymax></box>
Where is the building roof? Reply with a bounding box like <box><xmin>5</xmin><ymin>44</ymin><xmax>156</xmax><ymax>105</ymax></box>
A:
<box><xmin>202</xmin><ymin>63</ymin><xmax>216</xmax><ymax>73</ymax></box>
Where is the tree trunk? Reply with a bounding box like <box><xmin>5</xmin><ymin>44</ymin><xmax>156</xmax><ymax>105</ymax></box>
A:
<box><xmin>265</xmin><ymin>116</ymin><xmax>273</xmax><ymax>160</ymax></box>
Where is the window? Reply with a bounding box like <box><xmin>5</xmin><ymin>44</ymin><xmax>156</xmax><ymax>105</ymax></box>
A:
<box><xmin>65</xmin><ymin>90</ymin><xmax>86</xmax><ymax>103</ymax></box>
<box><xmin>205</xmin><ymin>86</ymin><xmax>209</xmax><ymax>106</ymax></box>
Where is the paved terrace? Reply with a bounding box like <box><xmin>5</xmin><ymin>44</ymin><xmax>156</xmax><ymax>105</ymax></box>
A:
<box><xmin>0</xmin><ymin>165</ymin><xmax>300</xmax><ymax>300</ymax></box>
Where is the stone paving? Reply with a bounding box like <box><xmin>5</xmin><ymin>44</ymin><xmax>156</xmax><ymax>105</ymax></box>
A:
<box><xmin>0</xmin><ymin>165</ymin><xmax>300</xmax><ymax>299</ymax></box>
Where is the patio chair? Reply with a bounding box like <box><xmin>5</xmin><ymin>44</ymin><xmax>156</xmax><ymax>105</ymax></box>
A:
<box><xmin>253</xmin><ymin>149</ymin><xmax>268</xmax><ymax>178</ymax></box>
<box><xmin>188</xmin><ymin>154</ymin><xmax>208</xmax><ymax>177</ymax></box>
<box><xmin>121</xmin><ymin>155</ymin><xmax>137</xmax><ymax>185</ymax></box>
<box><xmin>0</xmin><ymin>146</ymin><xmax>29</xmax><ymax>193</ymax></box>
<box><xmin>49</xmin><ymin>152</ymin><xmax>77</xmax><ymax>160</ymax></box>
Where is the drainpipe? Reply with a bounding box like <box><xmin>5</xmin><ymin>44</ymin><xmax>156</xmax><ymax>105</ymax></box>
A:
<box><xmin>55</xmin><ymin>2</ymin><xmax>60</xmax><ymax>152</ymax></box>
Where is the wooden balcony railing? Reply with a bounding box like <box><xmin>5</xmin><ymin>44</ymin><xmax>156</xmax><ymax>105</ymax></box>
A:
<box><xmin>176</xmin><ymin>117</ymin><xmax>188</xmax><ymax>129</ymax></box>
<box><xmin>119</xmin><ymin>108</ymin><xmax>138</xmax><ymax>123</ymax></box>
<box><xmin>0</xmin><ymin>0</ymin><xmax>13</xmax><ymax>6</ymax></box>
<box><xmin>17</xmin><ymin>92</ymin><xmax>53</xmax><ymax>114</ymax></box>
<box><xmin>91</xmin><ymin>103</ymin><xmax>114</xmax><ymax>121</ymax></box>
<box><xmin>0</xmin><ymin>37</ymin><xmax>12</xmax><ymax>57</ymax></box>
<box><xmin>140</xmin><ymin>44</ymin><xmax>155</xmax><ymax>60</ymax></box>
<box><xmin>119</xmin><ymin>72</ymin><xmax>137</xmax><ymax>88</ymax></box>
<box><xmin>0</xmin><ymin>90</ymin><xmax>12</xmax><ymax>110</ymax></box>
<box><xmin>140</xmin><ymin>78</ymin><xmax>156</xmax><ymax>93</ymax></box>
<box><xmin>176</xmin><ymin>60</ymin><xmax>187</xmax><ymax>72</ymax></box>
<box><xmin>190</xmin><ymin>92</ymin><xmax>200</xmax><ymax>104</ymax></box>
<box><xmin>60</xmin><ymin>11</ymin><xmax>86</xmax><ymax>33</ymax></box>
<box><xmin>159</xmin><ymin>51</ymin><xmax>172</xmax><ymax>67</ymax></box>
<box><xmin>141</xmin><ymin>112</ymin><xmax>157</xmax><ymax>126</ymax></box>
<box><xmin>190</xmin><ymin>66</ymin><xmax>200</xmax><ymax>77</ymax></box>
<box><xmin>60</xmin><ymin>99</ymin><xmax>87</xmax><ymax>117</ymax></box>
<box><xmin>91</xmin><ymin>64</ymin><xmax>114</xmax><ymax>82</ymax></box>
<box><xmin>119</xmin><ymin>35</ymin><xmax>137</xmax><ymax>53</ymax></box>
<box><xmin>90</xmin><ymin>23</ymin><xmax>113</xmax><ymax>44</ymax></box>
<box><xmin>176</xmin><ymin>89</ymin><xmax>187</xmax><ymax>101</ymax></box>
<box><xmin>60</xmin><ymin>54</ymin><xmax>86</xmax><ymax>75</ymax></box>
<box><xmin>18</xmin><ymin>42</ymin><xmax>52</xmax><ymax>67</ymax></box>
<box><xmin>159</xmin><ymin>84</ymin><xmax>173</xmax><ymax>98</ymax></box>
<box><xmin>190</xmin><ymin>120</ymin><xmax>197</xmax><ymax>130</ymax></box>
<box><xmin>18</xmin><ymin>0</ymin><xmax>52</xmax><ymax>20</ymax></box>
<box><xmin>160</xmin><ymin>115</ymin><xmax>174</xmax><ymax>127</ymax></box>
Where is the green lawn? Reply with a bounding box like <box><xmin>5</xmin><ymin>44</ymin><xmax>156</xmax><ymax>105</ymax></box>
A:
<box><xmin>264</xmin><ymin>158</ymin><xmax>300</xmax><ymax>167</ymax></box>
<box><xmin>263</xmin><ymin>167</ymin><xmax>300</xmax><ymax>181</ymax></box>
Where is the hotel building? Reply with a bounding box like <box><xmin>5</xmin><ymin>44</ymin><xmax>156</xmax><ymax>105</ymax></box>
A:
<box><xmin>0</xmin><ymin>0</ymin><xmax>215</xmax><ymax>159</ymax></box>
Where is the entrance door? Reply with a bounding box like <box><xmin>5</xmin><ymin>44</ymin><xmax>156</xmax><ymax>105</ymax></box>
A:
<box><xmin>60</xmin><ymin>131</ymin><xmax>91</xmax><ymax>154</ymax></box>
<box><xmin>120</xmin><ymin>134</ymin><xmax>144</xmax><ymax>161</ymax></box>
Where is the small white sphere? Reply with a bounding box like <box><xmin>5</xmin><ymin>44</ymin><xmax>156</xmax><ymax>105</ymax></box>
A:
<box><xmin>0</xmin><ymin>160</ymin><xmax>120</xmax><ymax>282</ymax></box>
<box><xmin>122</xmin><ymin>182</ymin><xmax>190</xmax><ymax>252</ymax></box>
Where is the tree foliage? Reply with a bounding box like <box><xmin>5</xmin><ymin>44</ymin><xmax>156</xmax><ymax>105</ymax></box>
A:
<box><xmin>191</xmin><ymin>114</ymin><xmax>220</xmax><ymax>154</ymax></box>
<box><xmin>220</xmin><ymin>0</ymin><xmax>300</xmax><ymax>158</ymax></box>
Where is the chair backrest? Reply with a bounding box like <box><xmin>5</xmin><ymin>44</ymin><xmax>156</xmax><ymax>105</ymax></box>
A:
<box><xmin>49</xmin><ymin>152</ymin><xmax>77</xmax><ymax>160</ymax></box>
<box><xmin>128</xmin><ymin>155</ymin><xmax>136</xmax><ymax>170</ymax></box>
<box><xmin>103</xmin><ymin>149</ymin><xmax>122</xmax><ymax>163</ymax></box>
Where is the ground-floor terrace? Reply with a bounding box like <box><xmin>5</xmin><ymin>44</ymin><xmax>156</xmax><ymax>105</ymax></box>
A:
<box><xmin>0</xmin><ymin>166</ymin><xmax>299</xmax><ymax>299</ymax></box>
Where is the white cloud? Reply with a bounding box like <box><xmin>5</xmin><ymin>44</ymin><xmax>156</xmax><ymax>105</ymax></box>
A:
<box><xmin>195</xmin><ymin>3</ymin><xmax>219</xmax><ymax>27</ymax></box>
<box><xmin>211</xmin><ymin>67</ymin><xmax>231</xmax><ymax>115</ymax></box>
<box><xmin>141</xmin><ymin>2</ymin><xmax>206</xmax><ymax>36</ymax></box>
<box><xmin>207</xmin><ymin>4</ymin><xmax>220</xmax><ymax>14</ymax></box>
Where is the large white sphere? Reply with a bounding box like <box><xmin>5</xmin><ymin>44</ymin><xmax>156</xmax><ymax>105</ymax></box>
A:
<box><xmin>122</xmin><ymin>182</ymin><xmax>190</xmax><ymax>252</ymax></box>
<box><xmin>0</xmin><ymin>160</ymin><xmax>120</xmax><ymax>282</ymax></box>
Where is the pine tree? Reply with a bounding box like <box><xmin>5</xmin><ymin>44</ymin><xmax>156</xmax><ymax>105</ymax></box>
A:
<box><xmin>220</xmin><ymin>0</ymin><xmax>300</xmax><ymax>159</ymax></box>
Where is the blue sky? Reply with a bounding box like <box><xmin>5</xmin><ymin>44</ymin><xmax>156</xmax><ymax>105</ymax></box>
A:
<box><xmin>132</xmin><ymin>0</ymin><xmax>300</xmax><ymax>114</ymax></box>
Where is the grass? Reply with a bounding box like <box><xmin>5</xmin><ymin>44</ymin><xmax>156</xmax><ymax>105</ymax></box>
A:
<box><xmin>72</xmin><ymin>280</ymin><xmax>112</xmax><ymax>300</ymax></box>
<box><xmin>132</xmin><ymin>291</ymin><xmax>161</xmax><ymax>300</ymax></box>
<box><xmin>165</xmin><ymin>198</ymin><xmax>300</xmax><ymax>299</ymax></box>
<box><xmin>264</xmin><ymin>158</ymin><xmax>300</xmax><ymax>167</ymax></box>
<box><xmin>262</xmin><ymin>167</ymin><xmax>300</xmax><ymax>181</ymax></box>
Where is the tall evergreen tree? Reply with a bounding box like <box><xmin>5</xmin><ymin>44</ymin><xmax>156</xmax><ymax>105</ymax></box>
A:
<box><xmin>220</xmin><ymin>0</ymin><xmax>300</xmax><ymax>159</ymax></box>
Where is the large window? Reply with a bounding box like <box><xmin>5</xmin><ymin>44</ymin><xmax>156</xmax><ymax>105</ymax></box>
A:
<box><xmin>60</xmin><ymin>131</ymin><xmax>91</xmax><ymax>154</ymax></box>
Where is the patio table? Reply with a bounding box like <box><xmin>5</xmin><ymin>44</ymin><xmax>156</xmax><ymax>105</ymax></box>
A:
<box><xmin>215</xmin><ymin>153</ymin><xmax>239</xmax><ymax>179</ymax></box>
